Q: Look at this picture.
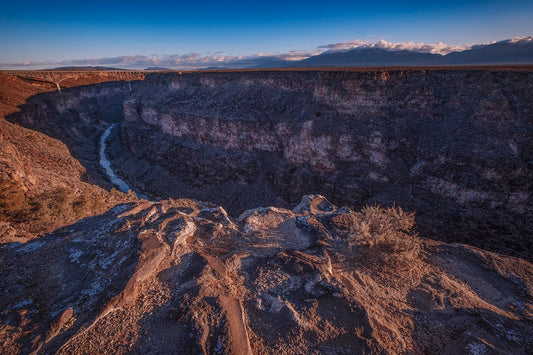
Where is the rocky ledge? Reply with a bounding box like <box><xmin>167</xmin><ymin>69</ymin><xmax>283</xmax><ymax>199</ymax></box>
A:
<box><xmin>1</xmin><ymin>195</ymin><xmax>532</xmax><ymax>354</ymax></box>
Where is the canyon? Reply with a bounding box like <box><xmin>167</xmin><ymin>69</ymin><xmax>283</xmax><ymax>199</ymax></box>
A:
<box><xmin>7</xmin><ymin>69</ymin><xmax>532</xmax><ymax>259</ymax></box>
<box><xmin>1</xmin><ymin>68</ymin><xmax>532</xmax><ymax>354</ymax></box>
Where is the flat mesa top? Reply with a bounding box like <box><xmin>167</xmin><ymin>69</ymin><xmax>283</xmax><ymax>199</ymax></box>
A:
<box><xmin>2</xmin><ymin>64</ymin><xmax>533</xmax><ymax>75</ymax></box>
<box><xmin>180</xmin><ymin>65</ymin><xmax>533</xmax><ymax>73</ymax></box>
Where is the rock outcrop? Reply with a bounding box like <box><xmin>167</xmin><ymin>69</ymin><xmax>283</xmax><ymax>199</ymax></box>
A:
<box><xmin>1</xmin><ymin>195</ymin><xmax>532</xmax><ymax>354</ymax></box>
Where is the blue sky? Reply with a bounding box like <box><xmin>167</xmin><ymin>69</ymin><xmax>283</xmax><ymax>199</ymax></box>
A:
<box><xmin>1</xmin><ymin>0</ymin><xmax>532</xmax><ymax>66</ymax></box>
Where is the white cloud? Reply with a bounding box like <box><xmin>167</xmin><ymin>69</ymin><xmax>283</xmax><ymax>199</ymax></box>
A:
<box><xmin>0</xmin><ymin>50</ymin><xmax>322</xmax><ymax>70</ymax></box>
<box><xmin>1</xmin><ymin>36</ymin><xmax>529</xmax><ymax>70</ymax></box>
<box><xmin>319</xmin><ymin>39</ymin><xmax>477</xmax><ymax>55</ymax></box>
<box><xmin>505</xmin><ymin>36</ymin><xmax>532</xmax><ymax>44</ymax></box>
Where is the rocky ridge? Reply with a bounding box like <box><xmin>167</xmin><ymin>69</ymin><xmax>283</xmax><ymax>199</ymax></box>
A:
<box><xmin>1</xmin><ymin>195</ymin><xmax>532</xmax><ymax>354</ymax></box>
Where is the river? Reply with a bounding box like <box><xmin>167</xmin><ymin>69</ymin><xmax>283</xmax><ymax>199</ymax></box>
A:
<box><xmin>99</xmin><ymin>124</ymin><xmax>148</xmax><ymax>199</ymax></box>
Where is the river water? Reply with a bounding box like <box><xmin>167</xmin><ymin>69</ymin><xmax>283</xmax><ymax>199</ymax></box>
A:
<box><xmin>99</xmin><ymin>124</ymin><xmax>147</xmax><ymax>199</ymax></box>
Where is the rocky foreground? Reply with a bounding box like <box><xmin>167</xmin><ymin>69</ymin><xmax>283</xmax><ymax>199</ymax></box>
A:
<box><xmin>1</xmin><ymin>195</ymin><xmax>532</xmax><ymax>354</ymax></box>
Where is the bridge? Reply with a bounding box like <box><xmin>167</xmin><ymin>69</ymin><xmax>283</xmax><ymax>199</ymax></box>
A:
<box><xmin>1</xmin><ymin>70</ymin><xmax>150</xmax><ymax>91</ymax></box>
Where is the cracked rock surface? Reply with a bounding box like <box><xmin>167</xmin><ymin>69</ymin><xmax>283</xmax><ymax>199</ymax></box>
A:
<box><xmin>1</xmin><ymin>195</ymin><xmax>532</xmax><ymax>354</ymax></box>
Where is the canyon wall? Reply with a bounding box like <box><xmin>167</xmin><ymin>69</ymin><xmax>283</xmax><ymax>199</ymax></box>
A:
<box><xmin>119</xmin><ymin>70</ymin><xmax>532</xmax><ymax>258</ymax></box>
<box><xmin>9</xmin><ymin>80</ymin><xmax>139</xmax><ymax>187</ymax></box>
<box><xmin>6</xmin><ymin>69</ymin><xmax>532</xmax><ymax>259</ymax></box>
<box><xmin>0</xmin><ymin>73</ymin><xmax>141</xmax><ymax>240</ymax></box>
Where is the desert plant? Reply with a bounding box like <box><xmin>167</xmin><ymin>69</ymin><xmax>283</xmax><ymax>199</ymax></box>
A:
<box><xmin>344</xmin><ymin>205</ymin><xmax>420</xmax><ymax>263</ymax></box>
<box><xmin>110</xmin><ymin>187</ymin><xmax>138</xmax><ymax>200</ymax></box>
<box><xmin>72</xmin><ymin>190</ymin><xmax>109</xmax><ymax>219</ymax></box>
<box><xmin>0</xmin><ymin>181</ymin><xmax>32</xmax><ymax>222</ymax></box>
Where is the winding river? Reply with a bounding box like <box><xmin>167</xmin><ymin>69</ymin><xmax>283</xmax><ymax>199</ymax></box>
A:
<box><xmin>99</xmin><ymin>124</ymin><xmax>148</xmax><ymax>199</ymax></box>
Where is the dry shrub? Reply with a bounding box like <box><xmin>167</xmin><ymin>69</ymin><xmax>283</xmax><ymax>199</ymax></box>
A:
<box><xmin>29</xmin><ymin>187</ymin><xmax>117</xmax><ymax>229</ymax></box>
<box><xmin>0</xmin><ymin>181</ymin><xmax>31</xmax><ymax>222</ymax></box>
<box><xmin>346</xmin><ymin>205</ymin><xmax>420</xmax><ymax>263</ymax></box>
<box><xmin>110</xmin><ymin>187</ymin><xmax>138</xmax><ymax>200</ymax></box>
<box><xmin>71</xmin><ymin>190</ymin><xmax>111</xmax><ymax>219</ymax></box>
<box><xmin>1</xmin><ymin>183</ymin><xmax>116</xmax><ymax>234</ymax></box>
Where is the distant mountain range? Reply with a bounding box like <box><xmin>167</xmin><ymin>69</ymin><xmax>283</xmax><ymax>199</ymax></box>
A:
<box><xmin>52</xmin><ymin>66</ymin><xmax>128</xmax><ymax>71</ymax></box>
<box><xmin>145</xmin><ymin>66</ymin><xmax>172</xmax><ymax>71</ymax></box>
<box><xmin>251</xmin><ymin>38</ymin><xmax>533</xmax><ymax>68</ymax></box>
<box><xmin>19</xmin><ymin>37</ymin><xmax>533</xmax><ymax>71</ymax></box>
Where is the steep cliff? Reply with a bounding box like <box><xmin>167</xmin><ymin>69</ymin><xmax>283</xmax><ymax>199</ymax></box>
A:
<box><xmin>0</xmin><ymin>72</ymin><xmax>141</xmax><ymax>241</ymax></box>
<box><xmin>117</xmin><ymin>69</ymin><xmax>532</xmax><ymax>259</ymax></box>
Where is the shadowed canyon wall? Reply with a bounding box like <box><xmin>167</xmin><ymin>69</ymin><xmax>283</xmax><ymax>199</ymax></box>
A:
<box><xmin>9</xmin><ymin>69</ymin><xmax>533</xmax><ymax>259</ymax></box>
<box><xmin>9</xmin><ymin>80</ymin><xmax>138</xmax><ymax>188</ymax></box>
